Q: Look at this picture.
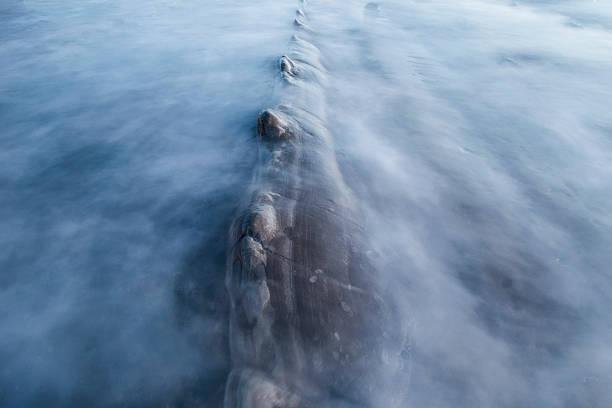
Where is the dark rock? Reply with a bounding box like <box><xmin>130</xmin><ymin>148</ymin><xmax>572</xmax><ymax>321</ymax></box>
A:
<box><xmin>280</xmin><ymin>55</ymin><xmax>297</xmax><ymax>77</ymax></box>
<box><xmin>257</xmin><ymin>110</ymin><xmax>292</xmax><ymax>142</ymax></box>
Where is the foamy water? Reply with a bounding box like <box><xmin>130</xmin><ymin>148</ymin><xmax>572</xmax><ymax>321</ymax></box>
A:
<box><xmin>1</xmin><ymin>0</ymin><xmax>611</xmax><ymax>406</ymax></box>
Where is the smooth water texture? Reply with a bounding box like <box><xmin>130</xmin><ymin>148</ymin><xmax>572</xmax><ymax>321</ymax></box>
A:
<box><xmin>2</xmin><ymin>0</ymin><xmax>612</xmax><ymax>407</ymax></box>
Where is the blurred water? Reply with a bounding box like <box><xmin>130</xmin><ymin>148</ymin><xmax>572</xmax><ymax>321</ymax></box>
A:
<box><xmin>0</xmin><ymin>1</ymin><xmax>295</xmax><ymax>406</ymax></box>
<box><xmin>311</xmin><ymin>1</ymin><xmax>612</xmax><ymax>406</ymax></box>
<box><xmin>1</xmin><ymin>0</ymin><xmax>612</xmax><ymax>407</ymax></box>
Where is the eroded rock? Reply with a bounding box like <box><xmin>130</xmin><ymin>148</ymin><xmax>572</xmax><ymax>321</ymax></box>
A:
<box><xmin>293</xmin><ymin>17</ymin><xmax>311</xmax><ymax>31</ymax></box>
<box><xmin>257</xmin><ymin>110</ymin><xmax>292</xmax><ymax>142</ymax></box>
<box><xmin>225</xmin><ymin>369</ymin><xmax>306</xmax><ymax>408</ymax></box>
<box><xmin>242</xmin><ymin>204</ymin><xmax>278</xmax><ymax>243</ymax></box>
<box><xmin>280</xmin><ymin>55</ymin><xmax>297</xmax><ymax>77</ymax></box>
<box><xmin>225</xmin><ymin>7</ymin><xmax>407</xmax><ymax>406</ymax></box>
<box><xmin>238</xmin><ymin>236</ymin><xmax>266</xmax><ymax>281</ymax></box>
<box><xmin>239</xmin><ymin>280</ymin><xmax>270</xmax><ymax>328</ymax></box>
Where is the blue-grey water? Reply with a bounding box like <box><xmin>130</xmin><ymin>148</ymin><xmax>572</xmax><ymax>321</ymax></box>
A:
<box><xmin>1</xmin><ymin>0</ymin><xmax>611</xmax><ymax>407</ymax></box>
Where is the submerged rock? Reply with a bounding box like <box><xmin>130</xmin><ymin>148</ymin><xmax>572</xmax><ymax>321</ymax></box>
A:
<box><xmin>224</xmin><ymin>5</ymin><xmax>407</xmax><ymax>407</ymax></box>
<box><xmin>242</xmin><ymin>204</ymin><xmax>278</xmax><ymax>243</ymax></box>
<box><xmin>225</xmin><ymin>369</ymin><xmax>306</xmax><ymax>408</ymax></box>
<box><xmin>365</xmin><ymin>2</ymin><xmax>380</xmax><ymax>11</ymax></box>
<box><xmin>293</xmin><ymin>16</ymin><xmax>312</xmax><ymax>31</ymax></box>
<box><xmin>228</xmin><ymin>101</ymin><xmax>405</xmax><ymax>406</ymax></box>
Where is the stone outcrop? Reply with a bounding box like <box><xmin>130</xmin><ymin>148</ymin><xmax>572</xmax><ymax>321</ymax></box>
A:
<box><xmin>223</xmin><ymin>3</ymin><xmax>407</xmax><ymax>407</ymax></box>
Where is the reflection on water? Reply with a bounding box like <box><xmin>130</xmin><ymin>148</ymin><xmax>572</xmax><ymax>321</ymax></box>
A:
<box><xmin>1</xmin><ymin>0</ymin><xmax>612</xmax><ymax>407</ymax></box>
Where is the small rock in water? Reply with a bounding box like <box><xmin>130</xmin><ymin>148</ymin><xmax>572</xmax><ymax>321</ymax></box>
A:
<box><xmin>294</xmin><ymin>16</ymin><xmax>311</xmax><ymax>31</ymax></box>
<box><xmin>280</xmin><ymin>55</ymin><xmax>296</xmax><ymax>77</ymax></box>
<box><xmin>365</xmin><ymin>2</ymin><xmax>380</xmax><ymax>12</ymax></box>
<box><xmin>257</xmin><ymin>110</ymin><xmax>291</xmax><ymax>141</ymax></box>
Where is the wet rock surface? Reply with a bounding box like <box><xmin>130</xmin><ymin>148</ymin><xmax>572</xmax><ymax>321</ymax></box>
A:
<box><xmin>280</xmin><ymin>55</ymin><xmax>297</xmax><ymax>78</ymax></box>
<box><xmin>224</xmin><ymin>4</ymin><xmax>406</xmax><ymax>407</ymax></box>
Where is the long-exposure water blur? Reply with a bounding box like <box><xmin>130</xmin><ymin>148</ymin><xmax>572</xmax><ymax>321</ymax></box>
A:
<box><xmin>1</xmin><ymin>1</ymin><xmax>611</xmax><ymax>407</ymax></box>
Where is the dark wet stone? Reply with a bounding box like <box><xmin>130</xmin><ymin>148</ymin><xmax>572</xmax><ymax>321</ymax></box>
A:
<box><xmin>280</xmin><ymin>55</ymin><xmax>297</xmax><ymax>77</ymax></box>
<box><xmin>227</xmin><ymin>104</ymin><xmax>404</xmax><ymax>406</ymax></box>
<box><xmin>242</xmin><ymin>204</ymin><xmax>279</xmax><ymax>243</ymax></box>
<box><xmin>225</xmin><ymin>16</ymin><xmax>406</xmax><ymax>406</ymax></box>
<box><xmin>257</xmin><ymin>110</ymin><xmax>292</xmax><ymax>142</ymax></box>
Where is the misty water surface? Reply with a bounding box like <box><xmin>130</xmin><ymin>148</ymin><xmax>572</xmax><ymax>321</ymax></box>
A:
<box><xmin>1</xmin><ymin>0</ymin><xmax>612</xmax><ymax>407</ymax></box>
